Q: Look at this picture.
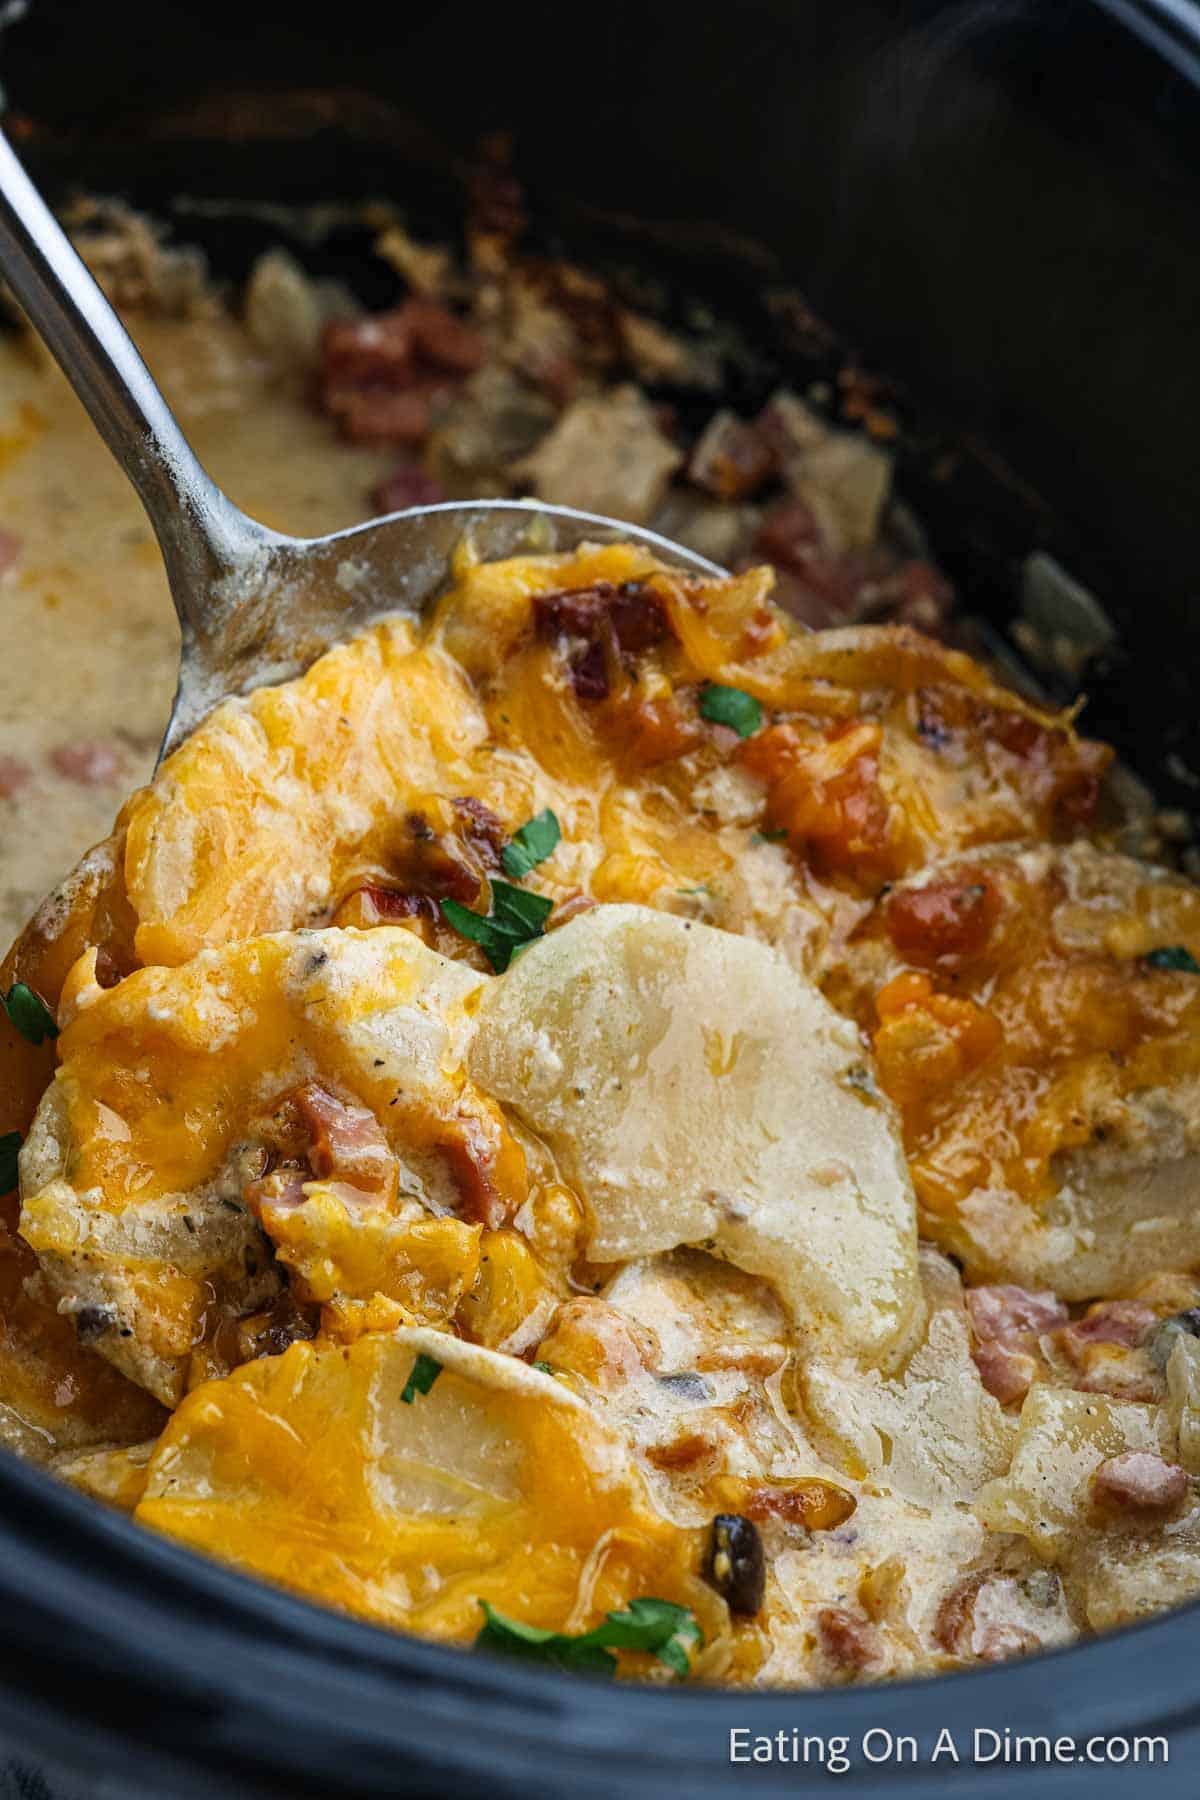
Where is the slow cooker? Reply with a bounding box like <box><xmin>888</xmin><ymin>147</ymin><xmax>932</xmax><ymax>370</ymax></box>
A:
<box><xmin>0</xmin><ymin>1</ymin><xmax>1197</xmax><ymax>1792</ymax></box>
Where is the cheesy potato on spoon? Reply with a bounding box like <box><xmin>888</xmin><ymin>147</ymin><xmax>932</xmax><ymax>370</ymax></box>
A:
<box><xmin>4</xmin><ymin>542</ymin><xmax>1200</xmax><ymax>1684</ymax></box>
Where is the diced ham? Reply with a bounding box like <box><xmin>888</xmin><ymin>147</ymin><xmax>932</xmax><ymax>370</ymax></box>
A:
<box><xmin>534</xmin><ymin>585</ymin><xmax>670</xmax><ymax>656</ymax></box>
<box><xmin>322</xmin><ymin>310</ymin><xmax>413</xmax><ymax>386</ymax></box>
<box><xmin>935</xmin><ymin>1573</ymin><xmax>1040</xmax><ymax>1662</ymax></box>
<box><xmin>402</xmin><ymin>299</ymin><xmax>487</xmax><ymax>374</ymax></box>
<box><xmin>356</xmin><ymin>887</ymin><xmax>439</xmax><ymax>924</ymax></box>
<box><xmin>1058</xmin><ymin>1300</ymin><xmax>1157</xmax><ymax>1362</ymax></box>
<box><xmin>740</xmin><ymin>718</ymin><xmax>898</xmax><ymax>882</ymax></box>
<box><xmin>333</xmin><ymin>886</ymin><xmax>440</xmax><ymax>935</ymax></box>
<box><xmin>887</xmin><ymin>874</ymin><xmax>1000</xmax><ymax>967</ymax></box>
<box><xmin>1047</xmin><ymin>1301</ymin><xmax>1162</xmax><ymax>1403</ymax></box>
<box><xmin>0</xmin><ymin>754</ymin><xmax>31</xmax><ymax>799</ymax></box>
<box><xmin>570</xmin><ymin>640</ymin><xmax>608</xmax><ymax>701</ymax></box>
<box><xmin>533</xmin><ymin>581</ymin><xmax>669</xmax><ymax>702</ymax></box>
<box><xmin>972</xmin><ymin>1338</ymin><xmax>1037</xmax><ymax>1406</ymax></box>
<box><xmin>320</xmin><ymin>300</ymin><xmax>483</xmax><ymax>446</ymax></box>
<box><xmin>965</xmin><ymin>1284</ymin><xmax>1068</xmax><ymax>1343</ymax></box>
<box><xmin>966</xmin><ymin>1283</ymin><xmax>1065</xmax><ymax>1405</ymax></box>
<box><xmin>451</xmin><ymin>796</ymin><xmax>509</xmax><ymax>871</ymax></box>
<box><xmin>293</xmin><ymin>1083</ymin><xmax>397</xmax><ymax>1203</ymax></box>
<box><xmin>1091</xmin><ymin>1451</ymin><xmax>1188</xmax><ymax>1517</ymax></box>
<box><xmin>50</xmin><ymin>739</ymin><xmax>120</xmax><ymax>785</ymax></box>
<box><xmin>328</xmin><ymin>380</ymin><xmax>455</xmax><ymax>445</ymax></box>
<box><xmin>815</xmin><ymin>1606</ymin><xmax>881</xmax><ymax>1676</ymax></box>
<box><xmin>322</xmin><ymin>301</ymin><xmax>483</xmax><ymax>386</ymax></box>
<box><xmin>370</xmin><ymin>463</ymin><xmax>447</xmax><ymax>514</ymax></box>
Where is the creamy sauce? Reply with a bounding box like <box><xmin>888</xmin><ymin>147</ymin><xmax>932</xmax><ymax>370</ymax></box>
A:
<box><xmin>0</xmin><ymin>313</ymin><xmax>392</xmax><ymax>947</ymax></box>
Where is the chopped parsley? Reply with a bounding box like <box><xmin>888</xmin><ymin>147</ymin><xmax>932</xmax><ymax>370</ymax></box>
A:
<box><xmin>532</xmin><ymin>1360</ymin><xmax>557</xmax><ymax>1376</ymax></box>
<box><xmin>475</xmin><ymin>1597</ymin><xmax>702</xmax><ymax>1678</ymax></box>
<box><xmin>0</xmin><ymin>1131</ymin><xmax>20</xmax><ymax>1195</ymax></box>
<box><xmin>699</xmin><ymin>684</ymin><xmax>762</xmax><ymax>738</ymax></box>
<box><xmin>751</xmin><ymin>827</ymin><xmax>788</xmax><ymax>845</ymax></box>
<box><xmin>1144</xmin><ymin>945</ymin><xmax>1200</xmax><ymax>974</ymax></box>
<box><xmin>2</xmin><ymin>983</ymin><xmax>57</xmax><ymax>1045</ymax></box>
<box><xmin>442</xmin><ymin>880</ymin><xmax>554</xmax><ymax>973</ymax></box>
<box><xmin>501</xmin><ymin>808</ymin><xmax>561</xmax><ymax>881</ymax></box>
<box><xmin>400</xmin><ymin>1352</ymin><xmax>443</xmax><ymax>1405</ymax></box>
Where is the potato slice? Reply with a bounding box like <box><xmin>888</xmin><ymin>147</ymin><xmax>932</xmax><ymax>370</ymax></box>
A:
<box><xmin>19</xmin><ymin>929</ymin><xmax>488</xmax><ymax>1404</ymax></box>
<box><xmin>802</xmin><ymin>1247</ymin><xmax>1016</xmax><ymax>1508</ymax></box>
<box><xmin>470</xmin><ymin>905</ymin><xmax>922</xmax><ymax>1365</ymax></box>
<box><xmin>136</xmin><ymin>1328</ymin><xmax>704</xmax><ymax>1645</ymax></box>
<box><xmin>1080</xmin><ymin>1540</ymin><xmax>1200</xmax><ymax>1631</ymax></box>
<box><xmin>52</xmin><ymin>1438</ymin><xmax>156</xmax><ymax>1512</ymax></box>
<box><xmin>975</xmin><ymin>1386</ymin><xmax>1172</xmax><ymax>1560</ymax></box>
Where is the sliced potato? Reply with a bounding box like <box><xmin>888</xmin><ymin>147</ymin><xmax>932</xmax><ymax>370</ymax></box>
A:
<box><xmin>19</xmin><ymin>929</ymin><xmax>488</xmax><ymax>1403</ymax></box>
<box><xmin>975</xmin><ymin>1386</ymin><xmax>1172</xmax><ymax>1561</ymax></box>
<box><xmin>52</xmin><ymin>1438</ymin><xmax>156</xmax><ymax>1512</ymax></box>
<box><xmin>471</xmin><ymin>905</ymin><xmax>922</xmax><ymax>1365</ymax></box>
<box><xmin>1080</xmin><ymin>1539</ymin><xmax>1200</xmax><ymax>1632</ymax></box>
<box><xmin>802</xmin><ymin>1248</ymin><xmax>1016</xmax><ymax>1508</ymax></box>
<box><xmin>136</xmin><ymin>1328</ymin><xmax>705</xmax><ymax>1645</ymax></box>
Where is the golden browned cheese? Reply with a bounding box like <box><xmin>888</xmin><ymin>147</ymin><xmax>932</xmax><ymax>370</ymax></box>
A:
<box><xmin>9</xmin><ymin>539</ymin><xmax>1200</xmax><ymax>1682</ymax></box>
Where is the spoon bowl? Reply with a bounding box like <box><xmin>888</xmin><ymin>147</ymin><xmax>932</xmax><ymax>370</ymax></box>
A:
<box><xmin>157</xmin><ymin>499</ymin><xmax>721</xmax><ymax>760</ymax></box>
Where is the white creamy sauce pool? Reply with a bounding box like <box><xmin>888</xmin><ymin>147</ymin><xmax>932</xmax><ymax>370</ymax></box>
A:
<box><xmin>0</xmin><ymin>311</ymin><xmax>392</xmax><ymax>949</ymax></box>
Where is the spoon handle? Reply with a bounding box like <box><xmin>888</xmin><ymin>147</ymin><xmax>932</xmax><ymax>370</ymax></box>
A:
<box><xmin>0</xmin><ymin>131</ymin><xmax>270</xmax><ymax>634</ymax></box>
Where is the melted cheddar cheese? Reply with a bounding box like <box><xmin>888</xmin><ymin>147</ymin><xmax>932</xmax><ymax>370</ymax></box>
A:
<box><xmin>5</xmin><ymin>542</ymin><xmax>1200</xmax><ymax>1685</ymax></box>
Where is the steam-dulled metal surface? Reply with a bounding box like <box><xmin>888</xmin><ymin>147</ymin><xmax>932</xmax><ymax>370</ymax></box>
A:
<box><xmin>0</xmin><ymin>0</ymin><xmax>1198</xmax><ymax>1795</ymax></box>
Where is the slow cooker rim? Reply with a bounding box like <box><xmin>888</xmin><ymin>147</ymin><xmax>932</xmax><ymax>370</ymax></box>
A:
<box><xmin>0</xmin><ymin>1435</ymin><xmax>1198</xmax><ymax>1795</ymax></box>
<box><xmin>1097</xmin><ymin>0</ymin><xmax>1200</xmax><ymax>77</ymax></box>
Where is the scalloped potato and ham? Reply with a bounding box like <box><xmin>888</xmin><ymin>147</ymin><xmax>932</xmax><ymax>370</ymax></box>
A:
<box><xmin>3</xmin><ymin>537</ymin><xmax>1200</xmax><ymax>1686</ymax></box>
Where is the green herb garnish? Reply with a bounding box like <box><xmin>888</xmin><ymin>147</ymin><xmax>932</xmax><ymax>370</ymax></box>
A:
<box><xmin>400</xmin><ymin>1352</ymin><xmax>443</xmax><ymax>1404</ymax></box>
<box><xmin>2</xmin><ymin>983</ymin><xmax>57</xmax><ymax>1045</ymax></box>
<box><xmin>532</xmin><ymin>1360</ymin><xmax>557</xmax><ymax>1376</ymax></box>
<box><xmin>1144</xmin><ymin>945</ymin><xmax>1200</xmax><ymax>974</ymax></box>
<box><xmin>751</xmin><ymin>827</ymin><xmax>788</xmax><ymax>845</ymax></box>
<box><xmin>475</xmin><ymin>1597</ymin><xmax>702</xmax><ymax>1678</ymax></box>
<box><xmin>0</xmin><ymin>1131</ymin><xmax>21</xmax><ymax>1195</ymax></box>
<box><xmin>699</xmin><ymin>684</ymin><xmax>762</xmax><ymax>738</ymax></box>
<box><xmin>442</xmin><ymin>880</ymin><xmax>554</xmax><ymax>973</ymax></box>
<box><xmin>501</xmin><ymin>809</ymin><xmax>561</xmax><ymax>881</ymax></box>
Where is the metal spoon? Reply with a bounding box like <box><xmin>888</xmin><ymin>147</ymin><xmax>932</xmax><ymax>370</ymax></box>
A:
<box><xmin>0</xmin><ymin>132</ymin><xmax>719</xmax><ymax>761</ymax></box>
